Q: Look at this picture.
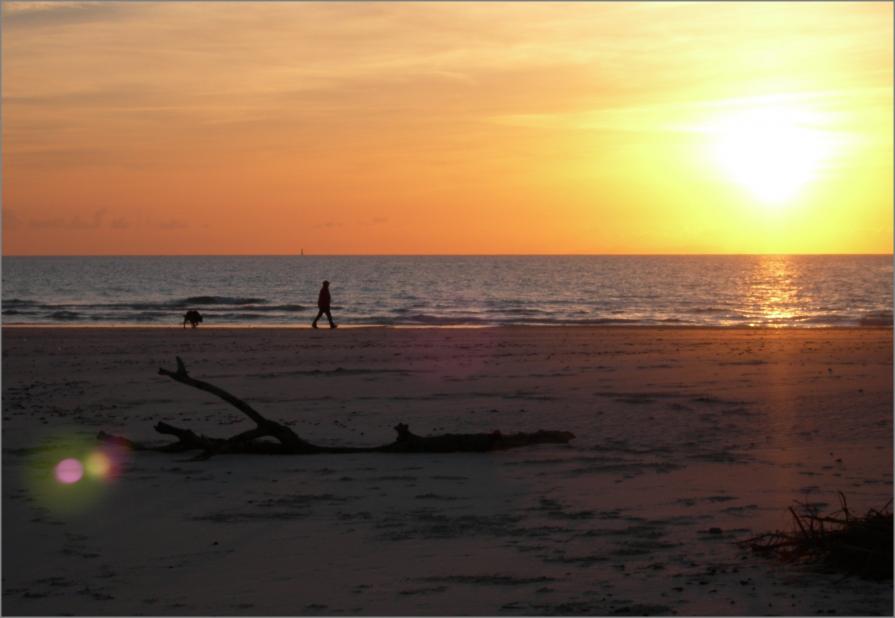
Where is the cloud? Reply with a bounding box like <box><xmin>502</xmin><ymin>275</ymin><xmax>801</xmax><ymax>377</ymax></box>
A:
<box><xmin>30</xmin><ymin>208</ymin><xmax>106</xmax><ymax>230</ymax></box>
<box><xmin>157</xmin><ymin>219</ymin><xmax>188</xmax><ymax>230</ymax></box>
<box><xmin>489</xmin><ymin>88</ymin><xmax>893</xmax><ymax>137</ymax></box>
<box><xmin>2</xmin><ymin>2</ymin><xmax>131</xmax><ymax>29</ymax></box>
<box><xmin>4</xmin><ymin>210</ymin><xmax>24</xmax><ymax>230</ymax></box>
<box><xmin>17</xmin><ymin>211</ymin><xmax>185</xmax><ymax>233</ymax></box>
<box><xmin>2</xmin><ymin>86</ymin><xmax>172</xmax><ymax>109</ymax></box>
<box><xmin>5</xmin><ymin>2</ymin><xmax>889</xmax><ymax>166</ymax></box>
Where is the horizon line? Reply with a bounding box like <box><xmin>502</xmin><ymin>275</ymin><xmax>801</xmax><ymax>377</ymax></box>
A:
<box><xmin>2</xmin><ymin>252</ymin><xmax>893</xmax><ymax>258</ymax></box>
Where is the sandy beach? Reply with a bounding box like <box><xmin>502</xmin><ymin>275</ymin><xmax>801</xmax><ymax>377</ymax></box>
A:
<box><xmin>2</xmin><ymin>326</ymin><xmax>892</xmax><ymax>615</ymax></box>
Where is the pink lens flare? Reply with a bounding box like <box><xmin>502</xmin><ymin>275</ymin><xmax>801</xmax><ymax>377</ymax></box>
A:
<box><xmin>54</xmin><ymin>458</ymin><xmax>84</xmax><ymax>484</ymax></box>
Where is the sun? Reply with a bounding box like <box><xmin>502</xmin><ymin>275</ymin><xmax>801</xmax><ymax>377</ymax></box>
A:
<box><xmin>706</xmin><ymin>102</ymin><xmax>836</xmax><ymax>206</ymax></box>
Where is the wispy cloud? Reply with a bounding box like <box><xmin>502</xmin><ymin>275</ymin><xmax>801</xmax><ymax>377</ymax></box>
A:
<box><xmin>157</xmin><ymin>219</ymin><xmax>188</xmax><ymax>231</ymax></box>
<box><xmin>30</xmin><ymin>208</ymin><xmax>107</xmax><ymax>230</ymax></box>
<box><xmin>4</xmin><ymin>210</ymin><xmax>24</xmax><ymax>230</ymax></box>
<box><xmin>2</xmin><ymin>1</ymin><xmax>130</xmax><ymax>28</ymax></box>
<box><xmin>491</xmin><ymin>88</ymin><xmax>894</xmax><ymax>135</ymax></box>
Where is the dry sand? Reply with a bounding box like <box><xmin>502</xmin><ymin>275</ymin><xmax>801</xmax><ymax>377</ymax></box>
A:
<box><xmin>2</xmin><ymin>326</ymin><xmax>892</xmax><ymax>616</ymax></box>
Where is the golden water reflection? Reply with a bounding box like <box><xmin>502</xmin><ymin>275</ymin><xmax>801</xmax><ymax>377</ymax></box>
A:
<box><xmin>743</xmin><ymin>255</ymin><xmax>805</xmax><ymax>327</ymax></box>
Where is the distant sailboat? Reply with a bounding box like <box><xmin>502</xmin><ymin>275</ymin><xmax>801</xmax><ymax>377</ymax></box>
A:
<box><xmin>300</xmin><ymin>248</ymin><xmax>304</xmax><ymax>256</ymax></box>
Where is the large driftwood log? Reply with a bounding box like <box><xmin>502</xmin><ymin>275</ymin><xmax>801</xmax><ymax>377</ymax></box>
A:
<box><xmin>97</xmin><ymin>357</ymin><xmax>574</xmax><ymax>459</ymax></box>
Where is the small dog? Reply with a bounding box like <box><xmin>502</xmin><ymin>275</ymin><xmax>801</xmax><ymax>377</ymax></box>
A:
<box><xmin>183</xmin><ymin>310</ymin><xmax>204</xmax><ymax>329</ymax></box>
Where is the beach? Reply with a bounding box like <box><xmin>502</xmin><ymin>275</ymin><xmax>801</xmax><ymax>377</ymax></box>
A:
<box><xmin>2</xmin><ymin>325</ymin><xmax>892</xmax><ymax>615</ymax></box>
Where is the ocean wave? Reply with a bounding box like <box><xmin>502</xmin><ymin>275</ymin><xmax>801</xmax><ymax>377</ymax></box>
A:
<box><xmin>174</xmin><ymin>296</ymin><xmax>269</xmax><ymax>307</ymax></box>
<box><xmin>403</xmin><ymin>314</ymin><xmax>493</xmax><ymax>325</ymax></box>
<box><xmin>121</xmin><ymin>301</ymin><xmax>304</xmax><ymax>312</ymax></box>
<box><xmin>859</xmin><ymin>311</ymin><xmax>893</xmax><ymax>326</ymax></box>
<box><xmin>488</xmin><ymin>307</ymin><xmax>552</xmax><ymax>315</ymax></box>
<box><xmin>3</xmin><ymin>298</ymin><xmax>39</xmax><ymax>308</ymax></box>
<box><xmin>524</xmin><ymin>317</ymin><xmax>649</xmax><ymax>325</ymax></box>
<box><xmin>127</xmin><ymin>312</ymin><xmax>167</xmax><ymax>321</ymax></box>
<box><xmin>798</xmin><ymin>314</ymin><xmax>851</xmax><ymax>325</ymax></box>
<box><xmin>233</xmin><ymin>303</ymin><xmax>305</xmax><ymax>312</ymax></box>
<box><xmin>60</xmin><ymin>296</ymin><xmax>273</xmax><ymax>310</ymax></box>
<box><xmin>689</xmin><ymin>306</ymin><xmax>727</xmax><ymax>314</ymax></box>
<box><xmin>211</xmin><ymin>312</ymin><xmax>268</xmax><ymax>321</ymax></box>
<box><xmin>0</xmin><ymin>298</ymin><xmax>303</xmax><ymax>312</ymax></box>
<box><xmin>48</xmin><ymin>310</ymin><xmax>82</xmax><ymax>321</ymax></box>
<box><xmin>2</xmin><ymin>302</ymin><xmax>891</xmax><ymax>327</ymax></box>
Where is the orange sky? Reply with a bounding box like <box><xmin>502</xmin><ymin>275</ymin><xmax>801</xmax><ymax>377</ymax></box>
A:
<box><xmin>2</xmin><ymin>1</ymin><xmax>892</xmax><ymax>255</ymax></box>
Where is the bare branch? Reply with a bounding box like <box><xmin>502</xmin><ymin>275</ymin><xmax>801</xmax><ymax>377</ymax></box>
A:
<box><xmin>159</xmin><ymin>358</ymin><xmax>268</xmax><ymax>427</ymax></box>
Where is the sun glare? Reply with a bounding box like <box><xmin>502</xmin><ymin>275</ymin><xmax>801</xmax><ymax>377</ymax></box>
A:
<box><xmin>706</xmin><ymin>103</ymin><xmax>838</xmax><ymax>206</ymax></box>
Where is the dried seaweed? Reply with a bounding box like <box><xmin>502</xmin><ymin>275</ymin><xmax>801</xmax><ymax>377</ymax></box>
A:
<box><xmin>740</xmin><ymin>492</ymin><xmax>892</xmax><ymax>580</ymax></box>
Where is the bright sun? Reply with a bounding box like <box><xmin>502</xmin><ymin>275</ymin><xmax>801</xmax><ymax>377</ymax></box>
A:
<box><xmin>707</xmin><ymin>103</ymin><xmax>836</xmax><ymax>206</ymax></box>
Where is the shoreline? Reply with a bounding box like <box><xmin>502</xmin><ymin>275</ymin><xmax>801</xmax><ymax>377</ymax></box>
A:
<box><xmin>3</xmin><ymin>323</ymin><xmax>893</xmax><ymax>330</ymax></box>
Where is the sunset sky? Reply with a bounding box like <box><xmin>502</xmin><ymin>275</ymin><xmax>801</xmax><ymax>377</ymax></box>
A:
<box><xmin>2</xmin><ymin>1</ymin><xmax>892</xmax><ymax>255</ymax></box>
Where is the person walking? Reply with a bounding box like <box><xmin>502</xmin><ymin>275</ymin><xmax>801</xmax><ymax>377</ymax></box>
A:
<box><xmin>312</xmin><ymin>280</ymin><xmax>337</xmax><ymax>329</ymax></box>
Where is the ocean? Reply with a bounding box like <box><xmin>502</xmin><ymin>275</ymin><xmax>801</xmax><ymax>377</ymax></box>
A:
<box><xmin>1</xmin><ymin>255</ymin><xmax>891</xmax><ymax>327</ymax></box>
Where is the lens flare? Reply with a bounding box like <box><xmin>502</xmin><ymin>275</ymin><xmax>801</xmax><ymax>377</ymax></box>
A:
<box><xmin>28</xmin><ymin>434</ymin><xmax>134</xmax><ymax>514</ymax></box>
<box><xmin>84</xmin><ymin>451</ymin><xmax>113</xmax><ymax>480</ymax></box>
<box><xmin>54</xmin><ymin>458</ymin><xmax>84</xmax><ymax>484</ymax></box>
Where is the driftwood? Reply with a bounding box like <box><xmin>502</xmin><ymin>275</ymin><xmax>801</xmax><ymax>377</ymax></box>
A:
<box><xmin>98</xmin><ymin>357</ymin><xmax>575</xmax><ymax>460</ymax></box>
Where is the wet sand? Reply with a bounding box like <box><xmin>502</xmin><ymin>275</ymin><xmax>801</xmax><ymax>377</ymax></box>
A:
<box><xmin>2</xmin><ymin>326</ymin><xmax>892</xmax><ymax>615</ymax></box>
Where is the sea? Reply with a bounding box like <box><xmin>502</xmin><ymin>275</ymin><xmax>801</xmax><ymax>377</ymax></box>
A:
<box><xmin>1</xmin><ymin>255</ymin><xmax>892</xmax><ymax>328</ymax></box>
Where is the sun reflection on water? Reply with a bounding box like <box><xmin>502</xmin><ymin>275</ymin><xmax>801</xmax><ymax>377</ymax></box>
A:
<box><xmin>744</xmin><ymin>255</ymin><xmax>804</xmax><ymax>327</ymax></box>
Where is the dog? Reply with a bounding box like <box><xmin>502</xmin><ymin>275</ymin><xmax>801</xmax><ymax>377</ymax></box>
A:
<box><xmin>183</xmin><ymin>310</ymin><xmax>204</xmax><ymax>329</ymax></box>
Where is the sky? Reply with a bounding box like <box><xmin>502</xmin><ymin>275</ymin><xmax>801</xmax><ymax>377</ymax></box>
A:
<box><xmin>2</xmin><ymin>1</ymin><xmax>892</xmax><ymax>255</ymax></box>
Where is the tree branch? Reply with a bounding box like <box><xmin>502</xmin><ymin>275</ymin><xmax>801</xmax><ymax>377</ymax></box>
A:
<box><xmin>159</xmin><ymin>356</ymin><xmax>268</xmax><ymax>426</ymax></box>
